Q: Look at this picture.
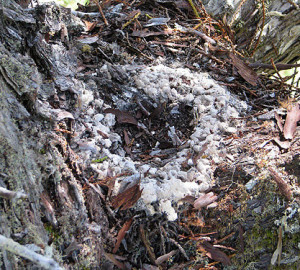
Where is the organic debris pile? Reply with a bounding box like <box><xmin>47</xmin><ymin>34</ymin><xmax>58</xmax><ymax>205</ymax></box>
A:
<box><xmin>1</xmin><ymin>0</ymin><xmax>300</xmax><ymax>269</ymax></box>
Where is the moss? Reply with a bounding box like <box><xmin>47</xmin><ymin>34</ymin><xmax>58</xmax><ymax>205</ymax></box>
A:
<box><xmin>225</xmin><ymin>172</ymin><xmax>300</xmax><ymax>269</ymax></box>
<box><xmin>44</xmin><ymin>223</ymin><xmax>61</xmax><ymax>244</ymax></box>
<box><xmin>40</xmin><ymin>148</ymin><xmax>47</xmax><ymax>155</ymax></box>
<box><xmin>81</xmin><ymin>44</ymin><xmax>92</xmax><ymax>53</ymax></box>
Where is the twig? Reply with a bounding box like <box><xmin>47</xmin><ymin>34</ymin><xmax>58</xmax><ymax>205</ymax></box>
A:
<box><xmin>168</xmin><ymin>238</ymin><xmax>189</xmax><ymax>260</ymax></box>
<box><xmin>0</xmin><ymin>235</ymin><xmax>63</xmax><ymax>270</ymax></box>
<box><xmin>291</xmin><ymin>64</ymin><xmax>299</xmax><ymax>86</ymax></box>
<box><xmin>250</xmin><ymin>0</ymin><xmax>265</xmax><ymax>57</ymax></box>
<box><xmin>186</xmin><ymin>28</ymin><xmax>216</xmax><ymax>45</ymax></box>
<box><xmin>249</xmin><ymin>62</ymin><xmax>300</xmax><ymax>70</ymax></box>
<box><xmin>86</xmin><ymin>182</ymin><xmax>106</xmax><ymax>200</ymax></box>
<box><xmin>91</xmin><ymin>0</ymin><xmax>108</xmax><ymax>25</ymax></box>
<box><xmin>214</xmin><ymin>232</ymin><xmax>235</xmax><ymax>244</ymax></box>
<box><xmin>71</xmin><ymin>11</ymin><xmax>101</xmax><ymax>18</ymax></box>
<box><xmin>193</xmin><ymin>48</ymin><xmax>225</xmax><ymax>65</ymax></box>
<box><xmin>286</xmin><ymin>0</ymin><xmax>299</xmax><ymax>9</ymax></box>
<box><xmin>140</xmin><ymin>225</ymin><xmax>157</xmax><ymax>265</ymax></box>
<box><xmin>229</xmin><ymin>0</ymin><xmax>248</xmax><ymax>27</ymax></box>
<box><xmin>0</xmin><ymin>187</ymin><xmax>27</xmax><ymax>200</ymax></box>
<box><xmin>186</xmin><ymin>0</ymin><xmax>200</xmax><ymax>18</ymax></box>
<box><xmin>137</xmin><ymin>99</ymin><xmax>150</xmax><ymax>116</ymax></box>
<box><xmin>121</xmin><ymin>40</ymin><xmax>153</xmax><ymax>61</ymax></box>
<box><xmin>270</xmin><ymin>58</ymin><xmax>284</xmax><ymax>83</ymax></box>
<box><xmin>264</xmin><ymin>75</ymin><xmax>300</xmax><ymax>91</ymax></box>
<box><xmin>122</xmin><ymin>10</ymin><xmax>140</xmax><ymax>29</ymax></box>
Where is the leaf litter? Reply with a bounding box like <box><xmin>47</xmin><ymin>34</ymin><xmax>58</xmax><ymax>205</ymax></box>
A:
<box><xmin>32</xmin><ymin>0</ymin><xmax>300</xmax><ymax>268</ymax></box>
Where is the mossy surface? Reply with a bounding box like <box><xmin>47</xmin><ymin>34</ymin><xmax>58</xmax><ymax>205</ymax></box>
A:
<box><xmin>213</xmin><ymin>174</ymin><xmax>300</xmax><ymax>269</ymax></box>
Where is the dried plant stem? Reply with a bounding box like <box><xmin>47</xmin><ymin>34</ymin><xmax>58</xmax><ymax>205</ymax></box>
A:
<box><xmin>229</xmin><ymin>0</ymin><xmax>248</xmax><ymax>27</ymax></box>
<box><xmin>92</xmin><ymin>0</ymin><xmax>108</xmax><ymax>25</ymax></box>
<box><xmin>187</xmin><ymin>0</ymin><xmax>200</xmax><ymax>18</ymax></box>
<box><xmin>0</xmin><ymin>235</ymin><xmax>63</xmax><ymax>270</ymax></box>
<box><xmin>271</xmin><ymin>58</ymin><xmax>284</xmax><ymax>83</ymax></box>
<box><xmin>250</xmin><ymin>0</ymin><xmax>265</xmax><ymax>56</ymax></box>
<box><xmin>0</xmin><ymin>187</ymin><xmax>27</xmax><ymax>200</ymax></box>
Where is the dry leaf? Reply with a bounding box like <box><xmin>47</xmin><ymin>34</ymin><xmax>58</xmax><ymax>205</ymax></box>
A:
<box><xmin>96</xmin><ymin>172</ymin><xmax>132</xmax><ymax>198</ymax></box>
<box><xmin>140</xmin><ymin>225</ymin><xmax>157</xmax><ymax>265</ymax></box>
<box><xmin>199</xmin><ymin>241</ymin><xmax>231</xmax><ymax>265</ymax></box>
<box><xmin>229</xmin><ymin>52</ymin><xmax>258</xmax><ymax>86</ymax></box>
<box><xmin>97</xmin><ymin>129</ymin><xmax>109</xmax><ymax>139</ymax></box>
<box><xmin>113</xmin><ymin>218</ymin><xmax>133</xmax><ymax>254</ymax></box>
<box><xmin>283</xmin><ymin>103</ymin><xmax>300</xmax><ymax>140</ymax></box>
<box><xmin>123</xmin><ymin>129</ymin><xmax>132</xmax><ymax>155</ymax></box>
<box><xmin>271</xmin><ymin>226</ymin><xmax>282</xmax><ymax>265</ymax></box>
<box><xmin>18</xmin><ymin>0</ymin><xmax>30</xmax><ymax>8</ymax></box>
<box><xmin>123</xmin><ymin>129</ymin><xmax>131</xmax><ymax>145</ymax></box>
<box><xmin>268</xmin><ymin>168</ymin><xmax>292</xmax><ymax>201</ymax></box>
<box><xmin>78</xmin><ymin>35</ymin><xmax>99</xmax><ymax>44</ymax></box>
<box><xmin>111</xmin><ymin>183</ymin><xmax>143</xmax><ymax>210</ymax></box>
<box><xmin>194</xmin><ymin>192</ymin><xmax>218</xmax><ymax>209</ymax></box>
<box><xmin>185</xmin><ymin>210</ymin><xmax>205</xmax><ymax>227</ymax></box>
<box><xmin>104</xmin><ymin>252</ymin><xmax>126</xmax><ymax>270</ymax></box>
<box><xmin>83</xmin><ymin>20</ymin><xmax>98</xmax><ymax>32</ymax></box>
<box><xmin>104</xmin><ymin>108</ymin><xmax>138</xmax><ymax>125</ymax></box>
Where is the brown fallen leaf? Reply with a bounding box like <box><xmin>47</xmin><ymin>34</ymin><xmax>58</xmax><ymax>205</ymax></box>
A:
<box><xmin>113</xmin><ymin>218</ymin><xmax>133</xmax><ymax>254</ymax></box>
<box><xmin>229</xmin><ymin>52</ymin><xmax>259</xmax><ymax>86</ymax></box>
<box><xmin>83</xmin><ymin>20</ymin><xmax>98</xmax><ymax>32</ymax></box>
<box><xmin>283</xmin><ymin>103</ymin><xmax>300</xmax><ymax>140</ymax></box>
<box><xmin>111</xmin><ymin>183</ymin><xmax>143</xmax><ymax>210</ymax></box>
<box><xmin>123</xmin><ymin>129</ymin><xmax>132</xmax><ymax>156</ymax></box>
<box><xmin>268</xmin><ymin>168</ymin><xmax>292</xmax><ymax>201</ymax></box>
<box><xmin>95</xmin><ymin>172</ymin><xmax>132</xmax><ymax>198</ymax></box>
<box><xmin>199</xmin><ymin>241</ymin><xmax>231</xmax><ymax>265</ymax></box>
<box><xmin>104</xmin><ymin>108</ymin><xmax>138</xmax><ymax>125</ymax></box>
<box><xmin>194</xmin><ymin>192</ymin><xmax>218</xmax><ymax>209</ymax></box>
<box><xmin>123</xmin><ymin>129</ymin><xmax>131</xmax><ymax>145</ymax></box>
<box><xmin>97</xmin><ymin>129</ymin><xmax>109</xmax><ymax>139</ymax></box>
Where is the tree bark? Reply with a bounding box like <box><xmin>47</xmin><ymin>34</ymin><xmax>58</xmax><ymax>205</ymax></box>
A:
<box><xmin>0</xmin><ymin>1</ymin><xmax>107</xmax><ymax>269</ymax></box>
<box><xmin>202</xmin><ymin>0</ymin><xmax>300</xmax><ymax>67</ymax></box>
